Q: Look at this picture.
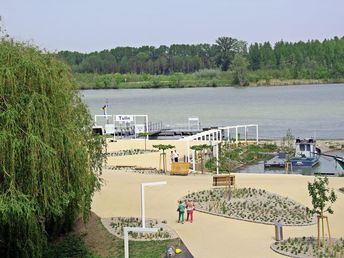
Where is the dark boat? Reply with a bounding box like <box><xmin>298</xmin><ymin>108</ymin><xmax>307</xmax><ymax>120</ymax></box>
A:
<box><xmin>290</xmin><ymin>138</ymin><xmax>320</xmax><ymax>168</ymax></box>
<box><xmin>316</xmin><ymin>153</ymin><xmax>344</xmax><ymax>170</ymax></box>
<box><xmin>335</xmin><ymin>156</ymin><xmax>344</xmax><ymax>170</ymax></box>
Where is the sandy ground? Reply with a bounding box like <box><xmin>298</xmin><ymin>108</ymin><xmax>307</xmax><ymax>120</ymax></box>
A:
<box><xmin>106</xmin><ymin>139</ymin><xmax>203</xmax><ymax>171</ymax></box>
<box><xmin>92</xmin><ymin>139</ymin><xmax>344</xmax><ymax>258</ymax></box>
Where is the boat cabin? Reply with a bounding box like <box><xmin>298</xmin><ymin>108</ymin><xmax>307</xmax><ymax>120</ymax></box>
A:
<box><xmin>294</xmin><ymin>138</ymin><xmax>318</xmax><ymax>158</ymax></box>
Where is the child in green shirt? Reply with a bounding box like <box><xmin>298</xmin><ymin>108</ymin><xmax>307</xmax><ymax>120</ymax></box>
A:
<box><xmin>177</xmin><ymin>200</ymin><xmax>185</xmax><ymax>224</ymax></box>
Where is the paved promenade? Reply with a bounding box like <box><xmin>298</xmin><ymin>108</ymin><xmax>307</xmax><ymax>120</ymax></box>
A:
<box><xmin>92</xmin><ymin>170</ymin><xmax>344</xmax><ymax>258</ymax></box>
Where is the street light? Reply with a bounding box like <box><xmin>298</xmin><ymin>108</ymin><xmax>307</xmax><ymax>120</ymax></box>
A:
<box><xmin>124</xmin><ymin>227</ymin><xmax>158</xmax><ymax>258</ymax></box>
<box><xmin>141</xmin><ymin>181</ymin><xmax>167</xmax><ymax>228</ymax></box>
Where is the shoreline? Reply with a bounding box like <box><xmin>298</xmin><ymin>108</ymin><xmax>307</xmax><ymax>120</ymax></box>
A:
<box><xmin>78</xmin><ymin>78</ymin><xmax>344</xmax><ymax>90</ymax></box>
<box><xmin>105</xmin><ymin>139</ymin><xmax>344</xmax><ymax>172</ymax></box>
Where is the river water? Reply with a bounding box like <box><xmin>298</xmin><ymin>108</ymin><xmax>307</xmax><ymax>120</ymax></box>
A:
<box><xmin>240</xmin><ymin>151</ymin><xmax>344</xmax><ymax>176</ymax></box>
<box><xmin>81</xmin><ymin>84</ymin><xmax>344</xmax><ymax>139</ymax></box>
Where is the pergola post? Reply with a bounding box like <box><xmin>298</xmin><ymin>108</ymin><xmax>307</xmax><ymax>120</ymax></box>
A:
<box><xmin>145</xmin><ymin>115</ymin><xmax>149</xmax><ymax>140</ymax></box>
<box><xmin>141</xmin><ymin>182</ymin><xmax>166</xmax><ymax>228</ymax></box>
<box><xmin>192</xmin><ymin>149</ymin><xmax>196</xmax><ymax>172</ymax></box>
<box><xmin>216</xmin><ymin>143</ymin><xmax>219</xmax><ymax>175</ymax></box>
<box><xmin>186</xmin><ymin>140</ymin><xmax>190</xmax><ymax>162</ymax></box>
<box><xmin>124</xmin><ymin>227</ymin><xmax>158</xmax><ymax>258</ymax></box>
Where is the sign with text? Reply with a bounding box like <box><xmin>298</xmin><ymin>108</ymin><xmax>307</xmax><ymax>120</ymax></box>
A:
<box><xmin>115</xmin><ymin>115</ymin><xmax>134</xmax><ymax>123</ymax></box>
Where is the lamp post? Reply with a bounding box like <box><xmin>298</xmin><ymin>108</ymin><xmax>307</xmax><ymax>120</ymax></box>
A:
<box><xmin>141</xmin><ymin>181</ymin><xmax>167</xmax><ymax>228</ymax></box>
<box><xmin>124</xmin><ymin>227</ymin><xmax>158</xmax><ymax>258</ymax></box>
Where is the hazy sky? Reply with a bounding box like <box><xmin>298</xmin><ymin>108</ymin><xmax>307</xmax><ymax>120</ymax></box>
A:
<box><xmin>1</xmin><ymin>0</ymin><xmax>343</xmax><ymax>53</ymax></box>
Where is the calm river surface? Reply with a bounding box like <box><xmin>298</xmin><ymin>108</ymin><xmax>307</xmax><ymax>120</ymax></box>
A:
<box><xmin>81</xmin><ymin>84</ymin><xmax>344</xmax><ymax>139</ymax></box>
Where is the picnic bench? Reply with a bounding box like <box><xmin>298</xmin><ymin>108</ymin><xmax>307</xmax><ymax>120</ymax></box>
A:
<box><xmin>171</xmin><ymin>162</ymin><xmax>190</xmax><ymax>176</ymax></box>
<box><xmin>212</xmin><ymin>174</ymin><xmax>235</xmax><ymax>187</ymax></box>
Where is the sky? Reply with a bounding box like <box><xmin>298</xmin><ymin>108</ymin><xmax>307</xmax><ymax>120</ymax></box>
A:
<box><xmin>1</xmin><ymin>0</ymin><xmax>343</xmax><ymax>53</ymax></box>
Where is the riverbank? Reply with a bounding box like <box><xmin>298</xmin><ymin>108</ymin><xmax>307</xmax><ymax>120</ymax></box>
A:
<box><xmin>75</xmin><ymin>72</ymin><xmax>344</xmax><ymax>89</ymax></box>
<box><xmin>105</xmin><ymin>139</ymin><xmax>344</xmax><ymax>172</ymax></box>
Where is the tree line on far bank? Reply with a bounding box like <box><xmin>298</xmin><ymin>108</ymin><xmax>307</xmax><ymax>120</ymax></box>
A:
<box><xmin>58</xmin><ymin>36</ymin><xmax>344</xmax><ymax>88</ymax></box>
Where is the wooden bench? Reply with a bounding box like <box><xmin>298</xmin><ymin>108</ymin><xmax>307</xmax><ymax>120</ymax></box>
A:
<box><xmin>213</xmin><ymin>174</ymin><xmax>235</xmax><ymax>187</ymax></box>
<box><xmin>171</xmin><ymin>162</ymin><xmax>190</xmax><ymax>176</ymax></box>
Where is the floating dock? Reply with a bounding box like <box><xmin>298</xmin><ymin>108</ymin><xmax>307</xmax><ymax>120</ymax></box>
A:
<box><xmin>264</xmin><ymin>153</ymin><xmax>286</xmax><ymax>168</ymax></box>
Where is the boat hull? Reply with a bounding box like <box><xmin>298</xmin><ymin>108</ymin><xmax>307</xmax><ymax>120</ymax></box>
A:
<box><xmin>290</xmin><ymin>158</ymin><xmax>319</xmax><ymax>168</ymax></box>
<box><xmin>335</xmin><ymin>157</ymin><xmax>344</xmax><ymax>170</ymax></box>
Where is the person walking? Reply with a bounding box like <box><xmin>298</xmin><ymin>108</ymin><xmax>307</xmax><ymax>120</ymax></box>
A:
<box><xmin>186</xmin><ymin>199</ymin><xmax>195</xmax><ymax>223</ymax></box>
<box><xmin>177</xmin><ymin>200</ymin><xmax>185</xmax><ymax>224</ymax></box>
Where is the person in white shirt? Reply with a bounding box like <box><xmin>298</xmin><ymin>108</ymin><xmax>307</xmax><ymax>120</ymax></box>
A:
<box><xmin>173</xmin><ymin>150</ymin><xmax>179</xmax><ymax>162</ymax></box>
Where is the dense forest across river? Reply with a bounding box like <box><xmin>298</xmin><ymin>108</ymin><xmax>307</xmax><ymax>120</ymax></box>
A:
<box><xmin>57</xmin><ymin>36</ymin><xmax>344</xmax><ymax>89</ymax></box>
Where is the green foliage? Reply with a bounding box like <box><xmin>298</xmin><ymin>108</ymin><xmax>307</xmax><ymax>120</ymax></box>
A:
<box><xmin>0</xmin><ymin>192</ymin><xmax>43</xmax><ymax>257</ymax></box>
<box><xmin>128</xmin><ymin>239</ymin><xmax>182</xmax><ymax>258</ymax></box>
<box><xmin>215</xmin><ymin>37</ymin><xmax>246</xmax><ymax>71</ymax></box>
<box><xmin>138</xmin><ymin>132</ymin><xmax>151</xmax><ymax>138</ymax></box>
<box><xmin>190</xmin><ymin>144</ymin><xmax>212</xmax><ymax>173</ymax></box>
<box><xmin>232</xmin><ymin>54</ymin><xmax>249</xmax><ymax>86</ymax></box>
<box><xmin>75</xmin><ymin>72</ymin><xmax>236</xmax><ymax>89</ymax></box>
<box><xmin>58</xmin><ymin>36</ymin><xmax>344</xmax><ymax>89</ymax></box>
<box><xmin>44</xmin><ymin>235</ymin><xmax>99</xmax><ymax>258</ymax></box>
<box><xmin>0</xmin><ymin>39</ymin><xmax>104</xmax><ymax>257</ymax></box>
<box><xmin>205</xmin><ymin>158</ymin><xmax>217</xmax><ymax>171</ymax></box>
<box><xmin>272</xmin><ymin>237</ymin><xmax>344</xmax><ymax>258</ymax></box>
<box><xmin>184</xmin><ymin>188</ymin><xmax>314</xmax><ymax>225</ymax></box>
<box><xmin>307</xmin><ymin>177</ymin><xmax>337</xmax><ymax>216</ymax></box>
<box><xmin>282</xmin><ymin>128</ymin><xmax>295</xmax><ymax>161</ymax></box>
<box><xmin>152</xmin><ymin>144</ymin><xmax>175</xmax><ymax>152</ymax></box>
<box><xmin>193</xmin><ymin>69</ymin><xmax>221</xmax><ymax>79</ymax></box>
<box><xmin>218</xmin><ymin>143</ymin><xmax>278</xmax><ymax>172</ymax></box>
<box><xmin>190</xmin><ymin>144</ymin><xmax>211</xmax><ymax>151</ymax></box>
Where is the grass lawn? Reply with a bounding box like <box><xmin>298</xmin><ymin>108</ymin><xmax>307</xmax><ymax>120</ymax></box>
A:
<box><xmin>46</xmin><ymin>212</ymin><xmax>183</xmax><ymax>258</ymax></box>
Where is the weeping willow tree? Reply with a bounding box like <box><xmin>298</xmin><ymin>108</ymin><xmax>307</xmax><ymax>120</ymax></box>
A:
<box><xmin>0</xmin><ymin>39</ymin><xmax>104</xmax><ymax>257</ymax></box>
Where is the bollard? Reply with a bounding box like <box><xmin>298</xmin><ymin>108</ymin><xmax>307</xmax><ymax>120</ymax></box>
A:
<box><xmin>274</xmin><ymin>222</ymin><xmax>283</xmax><ymax>241</ymax></box>
<box><xmin>166</xmin><ymin>245</ymin><xmax>175</xmax><ymax>257</ymax></box>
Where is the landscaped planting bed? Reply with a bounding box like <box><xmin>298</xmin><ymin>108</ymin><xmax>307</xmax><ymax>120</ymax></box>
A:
<box><xmin>105</xmin><ymin>165</ymin><xmax>163</xmax><ymax>174</ymax></box>
<box><xmin>101</xmin><ymin>217</ymin><xmax>178</xmax><ymax>241</ymax></box>
<box><xmin>106</xmin><ymin>149</ymin><xmax>158</xmax><ymax>157</ymax></box>
<box><xmin>271</xmin><ymin>237</ymin><xmax>344</xmax><ymax>257</ymax></box>
<box><xmin>181</xmin><ymin>188</ymin><xmax>315</xmax><ymax>225</ymax></box>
